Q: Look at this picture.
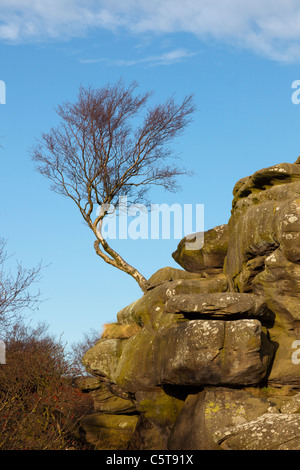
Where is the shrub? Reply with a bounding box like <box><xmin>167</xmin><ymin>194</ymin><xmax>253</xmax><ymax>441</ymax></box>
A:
<box><xmin>0</xmin><ymin>322</ymin><xmax>93</xmax><ymax>450</ymax></box>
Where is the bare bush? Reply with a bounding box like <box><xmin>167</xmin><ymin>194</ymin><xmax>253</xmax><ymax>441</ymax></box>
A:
<box><xmin>0</xmin><ymin>238</ymin><xmax>42</xmax><ymax>332</ymax></box>
<box><xmin>0</xmin><ymin>322</ymin><xmax>93</xmax><ymax>450</ymax></box>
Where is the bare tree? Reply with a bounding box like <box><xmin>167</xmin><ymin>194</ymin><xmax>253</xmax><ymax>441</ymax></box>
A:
<box><xmin>69</xmin><ymin>328</ymin><xmax>100</xmax><ymax>375</ymax></box>
<box><xmin>0</xmin><ymin>238</ymin><xmax>42</xmax><ymax>333</ymax></box>
<box><xmin>31</xmin><ymin>80</ymin><xmax>195</xmax><ymax>292</ymax></box>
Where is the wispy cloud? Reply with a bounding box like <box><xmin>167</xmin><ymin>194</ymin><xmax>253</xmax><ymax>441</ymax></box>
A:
<box><xmin>2</xmin><ymin>1</ymin><xmax>300</xmax><ymax>62</ymax></box>
<box><xmin>80</xmin><ymin>48</ymin><xmax>198</xmax><ymax>67</ymax></box>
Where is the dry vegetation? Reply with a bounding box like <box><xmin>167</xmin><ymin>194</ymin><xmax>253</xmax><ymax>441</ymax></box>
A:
<box><xmin>101</xmin><ymin>322</ymin><xmax>141</xmax><ymax>339</ymax></box>
<box><xmin>0</xmin><ymin>323</ymin><xmax>94</xmax><ymax>450</ymax></box>
<box><xmin>0</xmin><ymin>238</ymin><xmax>98</xmax><ymax>450</ymax></box>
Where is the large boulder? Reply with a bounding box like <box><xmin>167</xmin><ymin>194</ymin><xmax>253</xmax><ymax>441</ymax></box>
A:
<box><xmin>82</xmin><ymin>338</ymin><xmax>122</xmax><ymax>380</ymax></box>
<box><xmin>79</xmin><ymin>413</ymin><xmax>138</xmax><ymax>450</ymax></box>
<box><xmin>214</xmin><ymin>413</ymin><xmax>300</xmax><ymax>450</ymax></box>
<box><xmin>172</xmin><ymin>224</ymin><xmax>229</xmax><ymax>274</ymax></box>
<box><xmin>168</xmin><ymin>387</ymin><xmax>279</xmax><ymax>450</ymax></box>
<box><xmin>84</xmin><ymin>319</ymin><xmax>274</xmax><ymax>393</ymax></box>
<box><xmin>164</xmin><ymin>292</ymin><xmax>272</xmax><ymax>322</ymax></box>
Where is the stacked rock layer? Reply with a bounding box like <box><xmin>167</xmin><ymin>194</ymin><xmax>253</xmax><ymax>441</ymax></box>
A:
<box><xmin>79</xmin><ymin>158</ymin><xmax>300</xmax><ymax>450</ymax></box>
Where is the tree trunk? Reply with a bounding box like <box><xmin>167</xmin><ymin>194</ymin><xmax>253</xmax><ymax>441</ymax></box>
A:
<box><xmin>93</xmin><ymin>239</ymin><xmax>150</xmax><ymax>293</ymax></box>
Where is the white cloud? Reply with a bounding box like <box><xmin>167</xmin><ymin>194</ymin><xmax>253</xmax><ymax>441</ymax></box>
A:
<box><xmin>1</xmin><ymin>0</ymin><xmax>300</xmax><ymax>62</ymax></box>
<box><xmin>81</xmin><ymin>48</ymin><xmax>198</xmax><ymax>67</ymax></box>
<box><xmin>0</xmin><ymin>0</ymin><xmax>121</xmax><ymax>41</ymax></box>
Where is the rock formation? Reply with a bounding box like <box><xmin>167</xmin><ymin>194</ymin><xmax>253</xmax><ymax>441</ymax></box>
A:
<box><xmin>79</xmin><ymin>158</ymin><xmax>300</xmax><ymax>450</ymax></box>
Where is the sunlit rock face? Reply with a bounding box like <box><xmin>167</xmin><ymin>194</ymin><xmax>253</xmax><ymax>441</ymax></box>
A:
<box><xmin>224</xmin><ymin>159</ymin><xmax>300</xmax><ymax>386</ymax></box>
<box><xmin>80</xmin><ymin>158</ymin><xmax>300</xmax><ymax>450</ymax></box>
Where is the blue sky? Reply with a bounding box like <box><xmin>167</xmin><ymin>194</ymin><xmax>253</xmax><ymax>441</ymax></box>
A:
<box><xmin>1</xmin><ymin>0</ymin><xmax>300</xmax><ymax>348</ymax></box>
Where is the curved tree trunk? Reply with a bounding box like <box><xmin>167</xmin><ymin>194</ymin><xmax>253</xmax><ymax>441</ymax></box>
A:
<box><xmin>93</xmin><ymin>239</ymin><xmax>150</xmax><ymax>293</ymax></box>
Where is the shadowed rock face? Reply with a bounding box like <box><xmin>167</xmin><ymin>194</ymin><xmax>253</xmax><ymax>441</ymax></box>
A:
<box><xmin>80</xmin><ymin>158</ymin><xmax>300</xmax><ymax>450</ymax></box>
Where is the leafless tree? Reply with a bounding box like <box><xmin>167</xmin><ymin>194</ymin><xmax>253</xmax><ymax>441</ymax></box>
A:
<box><xmin>69</xmin><ymin>328</ymin><xmax>100</xmax><ymax>375</ymax></box>
<box><xmin>0</xmin><ymin>238</ymin><xmax>42</xmax><ymax>333</ymax></box>
<box><xmin>31</xmin><ymin>80</ymin><xmax>195</xmax><ymax>292</ymax></box>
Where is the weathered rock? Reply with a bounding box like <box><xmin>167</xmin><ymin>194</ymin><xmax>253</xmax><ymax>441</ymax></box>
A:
<box><xmin>128</xmin><ymin>388</ymin><xmax>185</xmax><ymax>450</ymax></box>
<box><xmin>224</xmin><ymin>160</ymin><xmax>300</xmax><ymax>386</ymax></box>
<box><xmin>80</xmin><ymin>413</ymin><xmax>138</xmax><ymax>450</ymax></box>
<box><xmin>165</xmin><ymin>292</ymin><xmax>272</xmax><ymax>322</ymax></box>
<box><xmin>214</xmin><ymin>413</ymin><xmax>300</xmax><ymax>450</ymax></box>
<box><xmin>116</xmin><ymin>283</ymin><xmax>185</xmax><ymax>330</ymax></box>
<box><xmin>147</xmin><ymin>267</ymin><xmax>204</xmax><ymax>287</ymax></box>
<box><xmin>128</xmin><ymin>415</ymin><xmax>169</xmax><ymax>450</ymax></box>
<box><xmin>280</xmin><ymin>392</ymin><xmax>300</xmax><ymax>413</ymax></box>
<box><xmin>254</xmin><ymin>261</ymin><xmax>300</xmax><ymax>387</ymax></box>
<box><xmin>162</xmin><ymin>277</ymin><xmax>228</xmax><ymax>300</ymax></box>
<box><xmin>74</xmin><ymin>376</ymin><xmax>103</xmax><ymax>392</ymax></box>
<box><xmin>81</xmin><ymin>157</ymin><xmax>300</xmax><ymax>450</ymax></box>
<box><xmin>226</xmin><ymin>162</ymin><xmax>300</xmax><ymax>291</ymax></box>
<box><xmin>226</xmin><ymin>164</ymin><xmax>300</xmax><ymax>294</ymax></box>
<box><xmin>172</xmin><ymin>224</ymin><xmax>229</xmax><ymax>273</ymax></box>
<box><xmin>168</xmin><ymin>387</ymin><xmax>278</xmax><ymax>450</ymax></box>
<box><xmin>134</xmin><ymin>388</ymin><xmax>185</xmax><ymax>427</ymax></box>
<box><xmin>231</xmin><ymin>162</ymin><xmax>300</xmax><ymax>212</ymax></box>
<box><xmin>89</xmin><ymin>381</ymin><xmax>136</xmax><ymax>414</ymax></box>
<box><xmin>82</xmin><ymin>338</ymin><xmax>123</xmax><ymax>380</ymax></box>
<box><xmin>110</xmin><ymin>320</ymin><xmax>274</xmax><ymax>392</ymax></box>
<box><xmin>116</xmin><ymin>273</ymin><xmax>228</xmax><ymax>331</ymax></box>
<box><xmin>112</xmin><ymin>328</ymin><xmax>157</xmax><ymax>392</ymax></box>
<box><xmin>157</xmin><ymin>320</ymin><xmax>274</xmax><ymax>388</ymax></box>
<box><xmin>116</xmin><ymin>287</ymin><xmax>167</xmax><ymax>327</ymax></box>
